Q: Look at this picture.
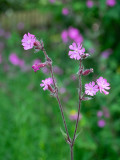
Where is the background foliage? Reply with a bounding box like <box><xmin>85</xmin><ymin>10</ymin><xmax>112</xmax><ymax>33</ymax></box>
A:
<box><xmin>0</xmin><ymin>0</ymin><xmax>120</xmax><ymax>160</ymax></box>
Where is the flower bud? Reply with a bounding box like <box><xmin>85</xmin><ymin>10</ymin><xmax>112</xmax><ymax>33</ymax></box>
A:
<box><xmin>81</xmin><ymin>53</ymin><xmax>90</xmax><ymax>59</ymax></box>
<box><xmin>34</xmin><ymin>40</ymin><xmax>43</xmax><ymax>50</ymax></box>
<box><xmin>82</xmin><ymin>68</ymin><xmax>93</xmax><ymax>76</ymax></box>
<box><xmin>48</xmin><ymin>85</ymin><xmax>55</xmax><ymax>93</ymax></box>
<box><xmin>32</xmin><ymin>63</ymin><xmax>46</xmax><ymax>72</ymax></box>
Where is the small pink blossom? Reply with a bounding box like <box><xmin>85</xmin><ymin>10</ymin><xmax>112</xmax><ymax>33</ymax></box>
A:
<box><xmin>85</xmin><ymin>81</ymin><xmax>99</xmax><ymax>96</ymax></box>
<box><xmin>98</xmin><ymin>119</ymin><xmax>106</xmax><ymax>128</ymax></box>
<box><xmin>97</xmin><ymin>111</ymin><xmax>103</xmax><ymax>117</ymax></box>
<box><xmin>106</xmin><ymin>0</ymin><xmax>116</xmax><ymax>6</ymax></box>
<box><xmin>21</xmin><ymin>32</ymin><xmax>36</xmax><ymax>50</ymax></box>
<box><xmin>69</xmin><ymin>110</ymin><xmax>82</xmax><ymax>121</ymax></box>
<box><xmin>9</xmin><ymin>53</ymin><xmax>20</xmax><ymax>65</ymax></box>
<box><xmin>86</xmin><ymin>0</ymin><xmax>94</xmax><ymax>8</ymax></box>
<box><xmin>61</xmin><ymin>30</ymin><xmax>68</xmax><ymax>43</ymax></box>
<box><xmin>40</xmin><ymin>78</ymin><xmax>53</xmax><ymax>91</ymax></box>
<box><xmin>62</xmin><ymin>8</ymin><xmax>69</xmax><ymax>15</ymax></box>
<box><xmin>96</xmin><ymin>77</ymin><xmax>110</xmax><ymax>95</ymax></box>
<box><xmin>68</xmin><ymin>42</ymin><xmax>85</xmax><ymax>60</ymax></box>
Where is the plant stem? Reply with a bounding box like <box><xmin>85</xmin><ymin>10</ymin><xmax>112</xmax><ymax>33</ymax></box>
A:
<box><xmin>70</xmin><ymin>145</ymin><xmax>73</xmax><ymax>160</ymax></box>
<box><xmin>42</xmin><ymin>47</ymin><xmax>71</xmax><ymax>143</ymax></box>
<box><xmin>72</xmin><ymin>60</ymin><xmax>82</xmax><ymax>147</ymax></box>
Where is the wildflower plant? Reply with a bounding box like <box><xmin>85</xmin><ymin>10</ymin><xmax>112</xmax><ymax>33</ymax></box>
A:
<box><xmin>21</xmin><ymin>33</ymin><xmax>110</xmax><ymax>160</ymax></box>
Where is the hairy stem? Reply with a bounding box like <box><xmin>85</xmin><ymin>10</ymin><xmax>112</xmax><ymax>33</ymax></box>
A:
<box><xmin>42</xmin><ymin>47</ymin><xmax>71</xmax><ymax>143</ymax></box>
<box><xmin>72</xmin><ymin>60</ymin><xmax>82</xmax><ymax>147</ymax></box>
<box><xmin>70</xmin><ymin>145</ymin><xmax>73</xmax><ymax>160</ymax></box>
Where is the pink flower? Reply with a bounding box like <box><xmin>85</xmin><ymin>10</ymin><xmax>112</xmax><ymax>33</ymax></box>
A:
<box><xmin>85</xmin><ymin>81</ymin><xmax>99</xmax><ymax>96</ymax></box>
<box><xmin>98</xmin><ymin>119</ymin><xmax>106</xmax><ymax>128</ymax></box>
<box><xmin>68</xmin><ymin>27</ymin><xmax>80</xmax><ymax>40</ymax></box>
<box><xmin>97</xmin><ymin>111</ymin><xmax>103</xmax><ymax>117</ymax></box>
<box><xmin>61</xmin><ymin>30</ymin><xmax>68</xmax><ymax>43</ymax></box>
<box><xmin>68</xmin><ymin>42</ymin><xmax>85</xmax><ymax>60</ymax></box>
<box><xmin>62</xmin><ymin>8</ymin><xmax>69</xmax><ymax>15</ymax></box>
<box><xmin>96</xmin><ymin>77</ymin><xmax>110</xmax><ymax>95</ymax></box>
<box><xmin>9</xmin><ymin>53</ymin><xmax>20</xmax><ymax>65</ymax></box>
<box><xmin>21</xmin><ymin>32</ymin><xmax>36</xmax><ymax>50</ymax></box>
<box><xmin>69</xmin><ymin>110</ymin><xmax>82</xmax><ymax>121</ymax></box>
<box><xmin>106</xmin><ymin>0</ymin><xmax>116</xmax><ymax>6</ymax></box>
<box><xmin>40</xmin><ymin>78</ymin><xmax>53</xmax><ymax>91</ymax></box>
<box><xmin>86</xmin><ymin>0</ymin><xmax>94</xmax><ymax>8</ymax></box>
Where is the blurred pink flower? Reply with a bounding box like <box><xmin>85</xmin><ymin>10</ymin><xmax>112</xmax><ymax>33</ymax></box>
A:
<box><xmin>106</xmin><ymin>0</ymin><xmax>116</xmax><ymax>6</ymax></box>
<box><xmin>49</xmin><ymin>0</ymin><xmax>55</xmax><ymax>3</ymax></box>
<box><xmin>96</xmin><ymin>77</ymin><xmax>110</xmax><ymax>95</ymax></box>
<box><xmin>0</xmin><ymin>28</ymin><xmax>5</xmax><ymax>37</ymax></box>
<box><xmin>4</xmin><ymin>32</ymin><xmax>11</xmax><ymax>39</ymax></box>
<box><xmin>85</xmin><ymin>81</ymin><xmax>99</xmax><ymax>96</ymax></box>
<box><xmin>18</xmin><ymin>59</ymin><xmax>25</xmax><ymax>67</ymax></box>
<box><xmin>97</xmin><ymin>111</ymin><xmax>103</xmax><ymax>117</ymax></box>
<box><xmin>103</xmin><ymin>107</ymin><xmax>110</xmax><ymax>118</ymax></box>
<box><xmin>9</xmin><ymin>53</ymin><xmax>20</xmax><ymax>65</ymax></box>
<box><xmin>101</xmin><ymin>49</ymin><xmax>112</xmax><ymax>59</ymax></box>
<box><xmin>40</xmin><ymin>78</ymin><xmax>53</xmax><ymax>91</ymax></box>
<box><xmin>59</xmin><ymin>87</ymin><xmax>66</xmax><ymax>94</ymax></box>
<box><xmin>69</xmin><ymin>110</ymin><xmax>82</xmax><ymax>121</ymax></box>
<box><xmin>98</xmin><ymin>119</ymin><xmax>106</xmax><ymax>128</ymax></box>
<box><xmin>21</xmin><ymin>32</ymin><xmax>36</xmax><ymax>50</ymax></box>
<box><xmin>71</xmin><ymin>74</ymin><xmax>77</xmax><ymax>81</ymax></box>
<box><xmin>17</xmin><ymin>22</ymin><xmax>24</xmax><ymax>30</ymax></box>
<box><xmin>68</xmin><ymin>42</ymin><xmax>85</xmax><ymax>60</ymax></box>
<box><xmin>61</xmin><ymin>30</ymin><xmax>68</xmax><ymax>43</ymax></box>
<box><xmin>42</xmin><ymin>67</ymin><xmax>50</xmax><ymax>74</ymax></box>
<box><xmin>0</xmin><ymin>42</ymin><xmax>5</xmax><ymax>51</ymax></box>
<box><xmin>53</xmin><ymin>66</ymin><xmax>63</xmax><ymax>75</ymax></box>
<box><xmin>86</xmin><ymin>0</ymin><xmax>94</xmax><ymax>8</ymax></box>
<box><xmin>68</xmin><ymin>27</ymin><xmax>79</xmax><ymax>40</ymax></box>
<box><xmin>32</xmin><ymin>59</ymin><xmax>41</xmax><ymax>65</ymax></box>
<box><xmin>62</xmin><ymin>8</ymin><xmax>69</xmax><ymax>15</ymax></box>
<box><xmin>0</xmin><ymin>54</ymin><xmax>2</xmax><ymax>64</ymax></box>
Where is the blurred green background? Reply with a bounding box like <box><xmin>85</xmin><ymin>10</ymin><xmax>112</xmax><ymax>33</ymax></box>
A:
<box><xmin>0</xmin><ymin>0</ymin><xmax>120</xmax><ymax>160</ymax></box>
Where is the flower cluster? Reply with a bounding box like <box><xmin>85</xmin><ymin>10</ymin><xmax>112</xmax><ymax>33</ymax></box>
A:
<box><xmin>61</xmin><ymin>27</ymin><xmax>83</xmax><ymax>43</ymax></box>
<box><xmin>85</xmin><ymin>77</ymin><xmax>110</xmax><ymax>96</ymax></box>
<box><xmin>21</xmin><ymin>33</ymin><xmax>110</xmax><ymax>96</ymax></box>
<box><xmin>97</xmin><ymin>107</ymin><xmax>110</xmax><ymax>128</ymax></box>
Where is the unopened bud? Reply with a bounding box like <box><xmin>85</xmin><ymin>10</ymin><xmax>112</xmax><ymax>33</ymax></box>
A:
<box><xmin>82</xmin><ymin>68</ymin><xmax>93</xmax><ymax>76</ymax></box>
<box><xmin>82</xmin><ymin>53</ymin><xmax>90</xmax><ymax>59</ymax></box>
<box><xmin>32</xmin><ymin>63</ymin><xmax>46</xmax><ymax>72</ymax></box>
<box><xmin>34</xmin><ymin>40</ymin><xmax>43</xmax><ymax>50</ymax></box>
<box><xmin>48</xmin><ymin>85</ymin><xmax>55</xmax><ymax>93</ymax></box>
